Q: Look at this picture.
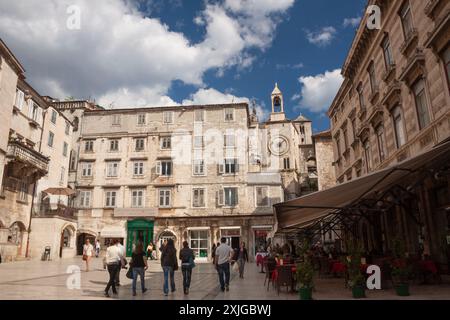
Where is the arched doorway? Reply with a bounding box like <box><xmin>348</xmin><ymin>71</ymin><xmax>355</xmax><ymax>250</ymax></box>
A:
<box><xmin>8</xmin><ymin>221</ymin><xmax>26</xmax><ymax>256</ymax></box>
<box><xmin>76</xmin><ymin>231</ymin><xmax>96</xmax><ymax>255</ymax></box>
<box><xmin>158</xmin><ymin>230</ymin><xmax>177</xmax><ymax>251</ymax></box>
<box><xmin>60</xmin><ymin>225</ymin><xmax>75</xmax><ymax>258</ymax></box>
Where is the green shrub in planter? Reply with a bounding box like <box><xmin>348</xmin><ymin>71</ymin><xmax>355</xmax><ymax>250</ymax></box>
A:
<box><xmin>345</xmin><ymin>240</ymin><xmax>366</xmax><ymax>299</ymax></box>
<box><xmin>391</xmin><ymin>238</ymin><xmax>412</xmax><ymax>297</ymax></box>
<box><xmin>296</xmin><ymin>239</ymin><xmax>315</xmax><ymax>300</ymax></box>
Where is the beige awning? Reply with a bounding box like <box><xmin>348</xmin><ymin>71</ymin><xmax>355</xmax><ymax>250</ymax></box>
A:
<box><xmin>274</xmin><ymin>139</ymin><xmax>450</xmax><ymax>233</ymax></box>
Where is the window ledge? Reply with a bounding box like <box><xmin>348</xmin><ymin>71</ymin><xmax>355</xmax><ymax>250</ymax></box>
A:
<box><xmin>382</xmin><ymin>64</ymin><xmax>396</xmax><ymax>83</ymax></box>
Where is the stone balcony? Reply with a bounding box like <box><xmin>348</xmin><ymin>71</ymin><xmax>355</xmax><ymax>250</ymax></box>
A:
<box><xmin>6</xmin><ymin>139</ymin><xmax>49</xmax><ymax>181</ymax></box>
<box><xmin>35</xmin><ymin>202</ymin><xmax>77</xmax><ymax>221</ymax></box>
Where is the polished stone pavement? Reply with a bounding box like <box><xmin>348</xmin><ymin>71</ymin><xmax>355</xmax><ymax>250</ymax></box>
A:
<box><xmin>0</xmin><ymin>257</ymin><xmax>449</xmax><ymax>300</ymax></box>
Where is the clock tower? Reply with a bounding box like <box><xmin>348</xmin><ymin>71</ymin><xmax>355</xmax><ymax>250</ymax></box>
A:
<box><xmin>269</xmin><ymin>83</ymin><xmax>286</xmax><ymax>122</ymax></box>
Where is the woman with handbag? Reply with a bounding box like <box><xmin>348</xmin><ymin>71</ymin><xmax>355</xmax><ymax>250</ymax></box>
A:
<box><xmin>130</xmin><ymin>243</ymin><xmax>148</xmax><ymax>296</ymax></box>
<box><xmin>160</xmin><ymin>238</ymin><xmax>177</xmax><ymax>296</ymax></box>
<box><xmin>82</xmin><ymin>239</ymin><xmax>94</xmax><ymax>272</ymax></box>
<box><xmin>179</xmin><ymin>241</ymin><xmax>195</xmax><ymax>295</ymax></box>
<box><xmin>237</xmin><ymin>242</ymin><xmax>249</xmax><ymax>279</ymax></box>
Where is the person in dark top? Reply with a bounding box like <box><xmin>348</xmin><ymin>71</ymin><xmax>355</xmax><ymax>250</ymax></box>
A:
<box><xmin>131</xmin><ymin>243</ymin><xmax>148</xmax><ymax>296</ymax></box>
<box><xmin>161</xmin><ymin>238</ymin><xmax>177</xmax><ymax>296</ymax></box>
<box><xmin>179</xmin><ymin>241</ymin><xmax>195</xmax><ymax>295</ymax></box>
<box><xmin>236</xmin><ymin>242</ymin><xmax>249</xmax><ymax>278</ymax></box>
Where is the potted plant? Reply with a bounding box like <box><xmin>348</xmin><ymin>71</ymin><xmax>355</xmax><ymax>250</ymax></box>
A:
<box><xmin>296</xmin><ymin>239</ymin><xmax>314</xmax><ymax>300</ymax></box>
<box><xmin>391</xmin><ymin>238</ymin><xmax>411</xmax><ymax>296</ymax></box>
<box><xmin>345</xmin><ymin>240</ymin><xmax>365</xmax><ymax>299</ymax></box>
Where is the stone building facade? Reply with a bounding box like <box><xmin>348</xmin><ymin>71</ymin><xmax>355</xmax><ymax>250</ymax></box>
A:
<box><xmin>312</xmin><ymin>130</ymin><xmax>336</xmax><ymax>191</ymax></box>
<box><xmin>0</xmin><ymin>39</ymin><xmax>76</xmax><ymax>262</ymax></box>
<box><xmin>328</xmin><ymin>0</ymin><xmax>450</xmax><ymax>267</ymax></box>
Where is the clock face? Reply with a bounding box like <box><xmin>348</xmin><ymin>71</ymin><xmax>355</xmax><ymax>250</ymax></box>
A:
<box><xmin>269</xmin><ymin>136</ymin><xmax>289</xmax><ymax>156</ymax></box>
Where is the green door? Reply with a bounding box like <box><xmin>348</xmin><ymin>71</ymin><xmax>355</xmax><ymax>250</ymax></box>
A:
<box><xmin>126</xmin><ymin>219</ymin><xmax>154</xmax><ymax>257</ymax></box>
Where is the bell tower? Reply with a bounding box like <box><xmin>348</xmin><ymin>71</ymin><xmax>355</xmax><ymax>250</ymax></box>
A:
<box><xmin>269</xmin><ymin>83</ymin><xmax>286</xmax><ymax>122</ymax></box>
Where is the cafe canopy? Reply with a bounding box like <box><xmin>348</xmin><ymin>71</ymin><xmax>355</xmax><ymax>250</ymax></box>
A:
<box><xmin>273</xmin><ymin>139</ymin><xmax>450</xmax><ymax>238</ymax></box>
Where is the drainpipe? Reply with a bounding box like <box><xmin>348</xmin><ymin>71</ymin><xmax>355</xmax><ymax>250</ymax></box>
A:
<box><xmin>25</xmin><ymin>109</ymin><xmax>47</xmax><ymax>258</ymax></box>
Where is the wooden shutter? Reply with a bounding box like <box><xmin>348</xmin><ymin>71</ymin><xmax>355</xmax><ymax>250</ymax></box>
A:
<box><xmin>156</xmin><ymin>161</ymin><xmax>161</xmax><ymax>175</ymax></box>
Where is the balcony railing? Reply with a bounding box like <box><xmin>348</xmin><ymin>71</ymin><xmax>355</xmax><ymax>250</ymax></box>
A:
<box><xmin>6</xmin><ymin>140</ymin><xmax>49</xmax><ymax>173</ymax></box>
<box><xmin>35</xmin><ymin>202</ymin><xmax>77</xmax><ymax>219</ymax></box>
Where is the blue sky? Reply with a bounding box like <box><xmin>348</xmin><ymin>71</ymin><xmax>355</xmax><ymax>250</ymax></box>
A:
<box><xmin>0</xmin><ymin>0</ymin><xmax>367</xmax><ymax>132</ymax></box>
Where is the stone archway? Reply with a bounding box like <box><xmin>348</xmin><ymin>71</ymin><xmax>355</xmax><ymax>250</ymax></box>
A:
<box><xmin>8</xmin><ymin>221</ymin><xmax>27</xmax><ymax>256</ymax></box>
<box><xmin>60</xmin><ymin>224</ymin><xmax>76</xmax><ymax>258</ymax></box>
<box><xmin>76</xmin><ymin>230</ymin><xmax>97</xmax><ymax>256</ymax></box>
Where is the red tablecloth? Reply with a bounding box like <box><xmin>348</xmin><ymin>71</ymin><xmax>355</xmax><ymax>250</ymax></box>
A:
<box><xmin>331</xmin><ymin>262</ymin><xmax>346</xmax><ymax>274</ymax></box>
<box><xmin>271</xmin><ymin>264</ymin><xmax>297</xmax><ymax>281</ymax></box>
<box><xmin>419</xmin><ymin>260</ymin><xmax>438</xmax><ymax>274</ymax></box>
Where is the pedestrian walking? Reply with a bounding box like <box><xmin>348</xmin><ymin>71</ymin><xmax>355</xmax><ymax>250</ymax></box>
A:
<box><xmin>131</xmin><ymin>243</ymin><xmax>148</xmax><ymax>296</ymax></box>
<box><xmin>95</xmin><ymin>240</ymin><xmax>101</xmax><ymax>258</ymax></box>
<box><xmin>211</xmin><ymin>243</ymin><xmax>216</xmax><ymax>264</ymax></box>
<box><xmin>179</xmin><ymin>241</ymin><xmax>195</xmax><ymax>295</ymax></box>
<box><xmin>160</xmin><ymin>238</ymin><xmax>177</xmax><ymax>296</ymax></box>
<box><xmin>214</xmin><ymin>237</ymin><xmax>234</xmax><ymax>292</ymax></box>
<box><xmin>147</xmin><ymin>242</ymin><xmax>154</xmax><ymax>260</ymax></box>
<box><xmin>82</xmin><ymin>239</ymin><xmax>94</xmax><ymax>272</ymax></box>
<box><xmin>237</xmin><ymin>242</ymin><xmax>249</xmax><ymax>278</ymax></box>
<box><xmin>104</xmin><ymin>239</ymin><xmax>123</xmax><ymax>297</ymax></box>
<box><xmin>115</xmin><ymin>240</ymin><xmax>126</xmax><ymax>286</ymax></box>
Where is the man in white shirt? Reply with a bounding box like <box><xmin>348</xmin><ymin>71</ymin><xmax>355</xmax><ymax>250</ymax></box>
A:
<box><xmin>115</xmin><ymin>241</ymin><xmax>126</xmax><ymax>286</ymax></box>
<box><xmin>104</xmin><ymin>239</ymin><xmax>123</xmax><ymax>297</ymax></box>
<box><xmin>215</xmin><ymin>237</ymin><xmax>234</xmax><ymax>292</ymax></box>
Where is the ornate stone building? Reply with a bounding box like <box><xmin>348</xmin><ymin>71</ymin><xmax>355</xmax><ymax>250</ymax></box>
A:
<box><xmin>326</xmin><ymin>0</ymin><xmax>449</xmax><ymax>266</ymax></box>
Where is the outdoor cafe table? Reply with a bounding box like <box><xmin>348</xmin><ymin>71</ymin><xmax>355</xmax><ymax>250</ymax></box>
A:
<box><xmin>271</xmin><ymin>264</ymin><xmax>297</xmax><ymax>293</ymax></box>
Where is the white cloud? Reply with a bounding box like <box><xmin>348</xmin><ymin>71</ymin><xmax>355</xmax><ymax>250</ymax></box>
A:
<box><xmin>305</xmin><ymin>26</ymin><xmax>337</xmax><ymax>47</ymax></box>
<box><xmin>343</xmin><ymin>16</ymin><xmax>361</xmax><ymax>28</ymax></box>
<box><xmin>182</xmin><ymin>88</ymin><xmax>269</xmax><ymax>121</ymax></box>
<box><xmin>295</xmin><ymin>69</ymin><xmax>343</xmax><ymax>113</ymax></box>
<box><xmin>276</xmin><ymin>62</ymin><xmax>304</xmax><ymax>70</ymax></box>
<box><xmin>0</xmin><ymin>0</ymin><xmax>294</xmax><ymax>107</ymax></box>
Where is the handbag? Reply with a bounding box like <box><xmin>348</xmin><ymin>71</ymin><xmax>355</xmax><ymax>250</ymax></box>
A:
<box><xmin>82</xmin><ymin>255</ymin><xmax>88</xmax><ymax>261</ymax></box>
<box><xmin>126</xmin><ymin>266</ymin><xmax>133</xmax><ymax>279</ymax></box>
<box><xmin>189</xmin><ymin>256</ymin><xmax>196</xmax><ymax>269</ymax></box>
<box><xmin>232</xmin><ymin>261</ymin><xmax>239</xmax><ymax>273</ymax></box>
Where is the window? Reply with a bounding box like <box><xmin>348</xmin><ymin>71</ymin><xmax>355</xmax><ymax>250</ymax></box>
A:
<box><xmin>223</xmin><ymin>187</ymin><xmax>238</xmax><ymax>207</ymax></box>
<box><xmin>63</xmin><ymin>142</ymin><xmax>68</xmax><ymax>157</ymax></box>
<box><xmin>283</xmin><ymin>157</ymin><xmax>290</xmax><ymax>170</ymax></box>
<box><xmin>351</xmin><ymin>118</ymin><xmax>357</xmax><ymax>140</ymax></box>
<box><xmin>131</xmin><ymin>190</ymin><xmax>144</xmax><ymax>208</ymax></box>
<box><xmin>109</xmin><ymin>139</ymin><xmax>119</xmax><ymax>152</ymax></box>
<box><xmin>84</xmin><ymin>140</ymin><xmax>94</xmax><ymax>152</ymax></box>
<box><xmin>105</xmin><ymin>191</ymin><xmax>117</xmax><ymax>208</ymax></box>
<box><xmin>106</xmin><ymin>162</ymin><xmax>119</xmax><ymax>177</ymax></box>
<box><xmin>189</xmin><ymin>230</ymin><xmax>209</xmax><ymax>259</ymax></box>
<box><xmin>60</xmin><ymin>167</ymin><xmax>65</xmax><ymax>184</ymax></box>
<box><xmin>29</xmin><ymin>101</ymin><xmax>39</xmax><ymax>121</ymax></box>
<box><xmin>224</xmin><ymin>134</ymin><xmax>235</xmax><ymax>148</ymax></box>
<box><xmin>392</xmin><ymin>105</ymin><xmax>406</xmax><ymax>148</ymax></box>
<box><xmin>79</xmin><ymin>190</ymin><xmax>91</xmax><ymax>208</ymax></box>
<box><xmin>14</xmin><ymin>89</ymin><xmax>25</xmax><ymax>110</ymax></box>
<box><xmin>442</xmin><ymin>46</ymin><xmax>450</xmax><ymax>94</ymax></box>
<box><xmin>413</xmin><ymin>79</ymin><xmax>430</xmax><ymax>129</ymax></box>
<box><xmin>19</xmin><ymin>182</ymin><xmax>28</xmax><ymax>202</ymax></box>
<box><xmin>65</xmin><ymin>122</ymin><xmax>70</xmax><ymax>135</ymax></box>
<box><xmin>193</xmin><ymin>136</ymin><xmax>204</xmax><ymax>149</ymax></box>
<box><xmin>159</xmin><ymin>189</ymin><xmax>171</xmax><ymax>207</ymax></box>
<box><xmin>368</xmin><ymin>62</ymin><xmax>377</xmax><ymax>93</ymax></box>
<box><xmin>48</xmin><ymin>131</ymin><xmax>54</xmax><ymax>147</ymax></box>
<box><xmin>363</xmin><ymin>139</ymin><xmax>372</xmax><ymax>172</ymax></box>
<box><xmin>194</xmin><ymin>109</ymin><xmax>204</xmax><ymax>122</ymax></box>
<box><xmin>137</xmin><ymin>114</ymin><xmax>146</xmax><ymax>125</ymax></box>
<box><xmin>376</xmin><ymin>125</ymin><xmax>386</xmax><ymax>162</ymax></box>
<box><xmin>336</xmin><ymin>136</ymin><xmax>342</xmax><ymax>158</ymax></box>
<box><xmin>193</xmin><ymin>159</ymin><xmax>205</xmax><ymax>175</ymax></box>
<box><xmin>400</xmin><ymin>1</ymin><xmax>414</xmax><ymax>39</ymax></box>
<box><xmin>163</xmin><ymin>111</ymin><xmax>173</xmax><ymax>124</ymax></box>
<box><xmin>51</xmin><ymin>110</ymin><xmax>57</xmax><ymax>124</ymax></box>
<box><xmin>357</xmin><ymin>82</ymin><xmax>365</xmax><ymax>110</ymax></box>
<box><xmin>81</xmin><ymin>163</ymin><xmax>93</xmax><ymax>177</ymax></box>
<box><xmin>160</xmin><ymin>136</ymin><xmax>171</xmax><ymax>149</ymax></box>
<box><xmin>219</xmin><ymin>158</ymin><xmax>238</xmax><ymax>174</ymax></box>
<box><xmin>62</xmin><ymin>228</ymin><xmax>71</xmax><ymax>247</ymax></box>
<box><xmin>256</xmin><ymin>186</ymin><xmax>269</xmax><ymax>207</ymax></box>
<box><xmin>224</xmin><ymin>108</ymin><xmax>234</xmax><ymax>121</ymax></box>
<box><xmin>135</xmin><ymin>138</ymin><xmax>145</xmax><ymax>151</ymax></box>
<box><xmin>342</xmin><ymin>127</ymin><xmax>349</xmax><ymax>151</ymax></box>
<box><xmin>157</xmin><ymin>161</ymin><xmax>172</xmax><ymax>176</ymax></box>
<box><xmin>112</xmin><ymin>114</ymin><xmax>121</xmax><ymax>126</ymax></box>
<box><xmin>382</xmin><ymin>36</ymin><xmax>395</xmax><ymax>69</ymax></box>
<box><xmin>192</xmin><ymin>188</ymin><xmax>205</xmax><ymax>207</ymax></box>
<box><xmin>70</xmin><ymin>151</ymin><xmax>77</xmax><ymax>171</ymax></box>
<box><xmin>133</xmin><ymin>162</ymin><xmax>144</xmax><ymax>176</ymax></box>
